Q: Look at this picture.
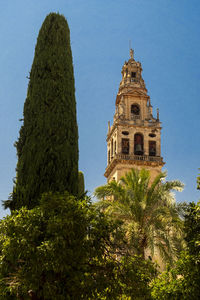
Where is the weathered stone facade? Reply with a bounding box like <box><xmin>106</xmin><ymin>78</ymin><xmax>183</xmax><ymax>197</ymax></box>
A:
<box><xmin>105</xmin><ymin>49</ymin><xmax>165</xmax><ymax>182</ymax></box>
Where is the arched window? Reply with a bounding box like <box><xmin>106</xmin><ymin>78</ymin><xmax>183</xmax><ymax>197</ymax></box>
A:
<box><xmin>122</xmin><ymin>138</ymin><xmax>129</xmax><ymax>154</ymax></box>
<box><xmin>111</xmin><ymin>139</ymin><xmax>113</xmax><ymax>158</ymax></box>
<box><xmin>134</xmin><ymin>133</ymin><xmax>143</xmax><ymax>155</ymax></box>
<box><xmin>131</xmin><ymin>104</ymin><xmax>140</xmax><ymax>116</ymax></box>
<box><xmin>108</xmin><ymin>150</ymin><xmax>110</xmax><ymax>164</ymax></box>
<box><xmin>149</xmin><ymin>141</ymin><xmax>156</xmax><ymax>156</ymax></box>
<box><xmin>114</xmin><ymin>140</ymin><xmax>117</xmax><ymax>154</ymax></box>
<box><xmin>131</xmin><ymin>72</ymin><xmax>136</xmax><ymax>78</ymax></box>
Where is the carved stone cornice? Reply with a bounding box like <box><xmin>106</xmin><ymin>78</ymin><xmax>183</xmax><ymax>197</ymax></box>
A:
<box><xmin>116</xmin><ymin>89</ymin><xmax>148</xmax><ymax>105</ymax></box>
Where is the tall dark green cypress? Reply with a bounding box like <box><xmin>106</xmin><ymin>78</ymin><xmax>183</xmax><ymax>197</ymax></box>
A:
<box><xmin>78</xmin><ymin>171</ymin><xmax>85</xmax><ymax>197</ymax></box>
<box><xmin>8</xmin><ymin>13</ymin><xmax>78</xmax><ymax>210</ymax></box>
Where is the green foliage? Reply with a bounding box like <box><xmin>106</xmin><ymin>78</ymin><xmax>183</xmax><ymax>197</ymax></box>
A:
<box><xmin>197</xmin><ymin>169</ymin><xmax>200</xmax><ymax>190</ymax></box>
<box><xmin>0</xmin><ymin>193</ymin><xmax>86</xmax><ymax>299</ymax></box>
<box><xmin>0</xmin><ymin>193</ymin><xmax>156</xmax><ymax>299</ymax></box>
<box><xmin>151</xmin><ymin>201</ymin><xmax>200</xmax><ymax>299</ymax></box>
<box><xmin>78</xmin><ymin>171</ymin><xmax>85</xmax><ymax>197</ymax></box>
<box><xmin>184</xmin><ymin>201</ymin><xmax>200</xmax><ymax>257</ymax></box>
<box><xmin>151</xmin><ymin>251</ymin><xmax>200</xmax><ymax>300</ymax></box>
<box><xmin>6</xmin><ymin>13</ymin><xmax>78</xmax><ymax>210</ymax></box>
<box><xmin>95</xmin><ymin>168</ymin><xmax>184</xmax><ymax>266</ymax></box>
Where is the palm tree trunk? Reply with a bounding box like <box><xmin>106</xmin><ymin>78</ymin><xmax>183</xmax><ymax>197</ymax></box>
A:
<box><xmin>139</xmin><ymin>235</ymin><xmax>147</xmax><ymax>259</ymax></box>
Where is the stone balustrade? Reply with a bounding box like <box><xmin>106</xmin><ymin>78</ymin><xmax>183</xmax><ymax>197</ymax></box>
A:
<box><xmin>109</xmin><ymin>153</ymin><xmax>163</xmax><ymax>164</ymax></box>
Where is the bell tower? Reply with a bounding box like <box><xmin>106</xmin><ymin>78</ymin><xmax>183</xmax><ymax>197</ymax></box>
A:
<box><xmin>105</xmin><ymin>49</ymin><xmax>165</xmax><ymax>182</ymax></box>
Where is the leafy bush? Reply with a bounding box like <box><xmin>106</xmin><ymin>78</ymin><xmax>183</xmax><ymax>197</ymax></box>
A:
<box><xmin>0</xmin><ymin>193</ymin><xmax>156</xmax><ymax>299</ymax></box>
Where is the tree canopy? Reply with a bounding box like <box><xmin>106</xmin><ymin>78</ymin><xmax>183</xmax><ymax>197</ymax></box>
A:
<box><xmin>151</xmin><ymin>200</ymin><xmax>200</xmax><ymax>299</ymax></box>
<box><xmin>0</xmin><ymin>193</ymin><xmax>156</xmax><ymax>299</ymax></box>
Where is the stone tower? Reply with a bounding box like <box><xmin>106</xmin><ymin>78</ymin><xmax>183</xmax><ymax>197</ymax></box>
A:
<box><xmin>105</xmin><ymin>49</ymin><xmax>165</xmax><ymax>182</ymax></box>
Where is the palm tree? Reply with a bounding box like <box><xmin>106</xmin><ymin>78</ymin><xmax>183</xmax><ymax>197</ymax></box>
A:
<box><xmin>94</xmin><ymin>169</ymin><xmax>184</xmax><ymax>265</ymax></box>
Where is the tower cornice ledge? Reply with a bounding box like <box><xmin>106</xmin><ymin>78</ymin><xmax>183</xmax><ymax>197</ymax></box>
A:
<box><xmin>104</xmin><ymin>154</ymin><xmax>165</xmax><ymax>178</ymax></box>
<box><xmin>116</xmin><ymin>90</ymin><xmax>148</xmax><ymax>105</ymax></box>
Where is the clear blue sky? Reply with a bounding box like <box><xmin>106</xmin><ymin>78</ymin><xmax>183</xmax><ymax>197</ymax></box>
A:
<box><xmin>0</xmin><ymin>0</ymin><xmax>200</xmax><ymax>219</ymax></box>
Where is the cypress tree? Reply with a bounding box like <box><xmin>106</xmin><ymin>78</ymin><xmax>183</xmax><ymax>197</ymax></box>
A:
<box><xmin>7</xmin><ymin>13</ymin><xmax>78</xmax><ymax>210</ymax></box>
<box><xmin>78</xmin><ymin>171</ymin><xmax>85</xmax><ymax>197</ymax></box>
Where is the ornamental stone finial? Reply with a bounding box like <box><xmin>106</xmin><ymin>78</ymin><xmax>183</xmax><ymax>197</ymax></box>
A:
<box><xmin>157</xmin><ymin>108</ymin><xmax>160</xmax><ymax>121</ymax></box>
<box><xmin>108</xmin><ymin>121</ymin><xmax>110</xmax><ymax>133</ymax></box>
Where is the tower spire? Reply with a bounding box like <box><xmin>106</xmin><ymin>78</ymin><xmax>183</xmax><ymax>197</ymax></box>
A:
<box><xmin>130</xmin><ymin>48</ymin><xmax>134</xmax><ymax>59</ymax></box>
<box><xmin>129</xmin><ymin>40</ymin><xmax>134</xmax><ymax>59</ymax></box>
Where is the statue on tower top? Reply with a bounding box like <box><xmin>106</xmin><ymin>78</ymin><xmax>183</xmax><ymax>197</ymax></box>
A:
<box><xmin>130</xmin><ymin>48</ymin><xmax>134</xmax><ymax>59</ymax></box>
